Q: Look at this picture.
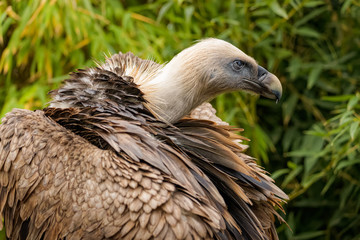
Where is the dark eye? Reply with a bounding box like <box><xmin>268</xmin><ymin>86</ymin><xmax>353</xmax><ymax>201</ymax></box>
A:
<box><xmin>232</xmin><ymin>60</ymin><xmax>245</xmax><ymax>71</ymax></box>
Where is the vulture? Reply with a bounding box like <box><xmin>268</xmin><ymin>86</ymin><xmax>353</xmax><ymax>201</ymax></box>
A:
<box><xmin>0</xmin><ymin>38</ymin><xmax>287</xmax><ymax>240</ymax></box>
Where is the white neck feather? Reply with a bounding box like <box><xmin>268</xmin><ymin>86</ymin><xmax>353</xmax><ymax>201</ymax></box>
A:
<box><xmin>140</xmin><ymin>53</ymin><xmax>214</xmax><ymax>123</ymax></box>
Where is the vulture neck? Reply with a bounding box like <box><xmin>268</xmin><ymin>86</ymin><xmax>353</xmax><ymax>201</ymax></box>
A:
<box><xmin>144</xmin><ymin>56</ymin><xmax>214</xmax><ymax>124</ymax></box>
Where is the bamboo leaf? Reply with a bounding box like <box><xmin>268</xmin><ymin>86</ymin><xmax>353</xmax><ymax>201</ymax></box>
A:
<box><xmin>269</xmin><ymin>0</ymin><xmax>288</xmax><ymax>19</ymax></box>
<box><xmin>307</xmin><ymin>66</ymin><xmax>322</xmax><ymax>89</ymax></box>
<box><xmin>336</xmin><ymin>159</ymin><xmax>360</xmax><ymax>172</ymax></box>
<box><xmin>157</xmin><ymin>1</ymin><xmax>173</xmax><ymax>23</ymax></box>
<box><xmin>293</xmin><ymin>231</ymin><xmax>326</xmax><ymax>240</ymax></box>
<box><xmin>271</xmin><ymin>168</ymin><xmax>290</xmax><ymax>180</ymax></box>
<box><xmin>283</xmin><ymin>94</ymin><xmax>298</xmax><ymax>126</ymax></box>
<box><xmin>347</xmin><ymin>95</ymin><xmax>359</xmax><ymax>110</ymax></box>
<box><xmin>322</xmin><ymin>95</ymin><xmax>353</xmax><ymax>102</ymax></box>
<box><xmin>349</xmin><ymin>121</ymin><xmax>359</xmax><ymax>140</ymax></box>
<box><xmin>294</xmin><ymin>27</ymin><xmax>321</xmax><ymax>38</ymax></box>
<box><xmin>282</xmin><ymin>165</ymin><xmax>303</xmax><ymax>187</ymax></box>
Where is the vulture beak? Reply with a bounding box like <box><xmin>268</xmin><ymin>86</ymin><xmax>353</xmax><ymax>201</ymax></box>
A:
<box><xmin>256</xmin><ymin>65</ymin><xmax>282</xmax><ymax>102</ymax></box>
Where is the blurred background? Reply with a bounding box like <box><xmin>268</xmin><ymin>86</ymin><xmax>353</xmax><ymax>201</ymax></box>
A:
<box><xmin>0</xmin><ymin>0</ymin><xmax>359</xmax><ymax>239</ymax></box>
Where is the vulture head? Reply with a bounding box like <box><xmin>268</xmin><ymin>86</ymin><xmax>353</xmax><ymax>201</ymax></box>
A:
<box><xmin>141</xmin><ymin>38</ymin><xmax>282</xmax><ymax>123</ymax></box>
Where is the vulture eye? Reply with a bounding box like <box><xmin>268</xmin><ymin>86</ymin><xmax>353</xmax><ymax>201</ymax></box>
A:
<box><xmin>232</xmin><ymin>60</ymin><xmax>245</xmax><ymax>71</ymax></box>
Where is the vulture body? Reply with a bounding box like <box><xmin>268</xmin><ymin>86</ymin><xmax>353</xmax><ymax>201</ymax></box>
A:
<box><xmin>0</xmin><ymin>39</ymin><xmax>287</xmax><ymax>240</ymax></box>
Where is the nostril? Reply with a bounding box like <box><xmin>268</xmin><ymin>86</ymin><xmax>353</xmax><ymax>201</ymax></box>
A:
<box><xmin>259</xmin><ymin>72</ymin><xmax>267</xmax><ymax>80</ymax></box>
<box><xmin>257</xmin><ymin>65</ymin><xmax>268</xmax><ymax>81</ymax></box>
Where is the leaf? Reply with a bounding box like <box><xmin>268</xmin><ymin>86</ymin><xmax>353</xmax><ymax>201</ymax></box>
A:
<box><xmin>157</xmin><ymin>1</ymin><xmax>173</xmax><ymax>23</ymax></box>
<box><xmin>347</xmin><ymin>95</ymin><xmax>359</xmax><ymax>110</ymax></box>
<box><xmin>304</xmin><ymin>124</ymin><xmax>327</xmax><ymax>137</ymax></box>
<box><xmin>336</xmin><ymin>159</ymin><xmax>360</xmax><ymax>172</ymax></box>
<box><xmin>287</xmin><ymin>150</ymin><xmax>316</xmax><ymax>157</ymax></box>
<box><xmin>294</xmin><ymin>27</ymin><xmax>321</xmax><ymax>39</ymax></box>
<box><xmin>283</xmin><ymin>94</ymin><xmax>298</xmax><ymax>126</ymax></box>
<box><xmin>339</xmin><ymin>111</ymin><xmax>353</xmax><ymax>125</ymax></box>
<box><xmin>271</xmin><ymin>168</ymin><xmax>290</xmax><ymax>180</ymax></box>
<box><xmin>282</xmin><ymin>165</ymin><xmax>303</xmax><ymax>188</ymax></box>
<box><xmin>294</xmin><ymin>6</ymin><xmax>327</xmax><ymax>28</ymax></box>
<box><xmin>349</xmin><ymin>121</ymin><xmax>359</xmax><ymax>140</ymax></box>
<box><xmin>321</xmin><ymin>175</ymin><xmax>336</xmax><ymax>195</ymax></box>
<box><xmin>301</xmin><ymin>172</ymin><xmax>325</xmax><ymax>189</ymax></box>
<box><xmin>340</xmin><ymin>184</ymin><xmax>354</xmax><ymax>209</ymax></box>
<box><xmin>282</xmin><ymin>127</ymin><xmax>299</xmax><ymax>152</ymax></box>
<box><xmin>184</xmin><ymin>6</ymin><xmax>194</xmax><ymax>25</ymax></box>
<box><xmin>303</xmin><ymin>1</ymin><xmax>325</xmax><ymax>7</ymax></box>
<box><xmin>287</xmin><ymin>56</ymin><xmax>302</xmax><ymax>80</ymax></box>
<box><xmin>322</xmin><ymin>95</ymin><xmax>353</xmax><ymax>102</ymax></box>
<box><xmin>307</xmin><ymin>66</ymin><xmax>322</xmax><ymax>89</ymax></box>
<box><xmin>269</xmin><ymin>0</ymin><xmax>288</xmax><ymax>19</ymax></box>
<box><xmin>341</xmin><ymin>0</ymin><xmax>353</xmax><ymax>14</ymax></box>
<box><xmin>293</xmin><ymin>230</ymin><xmax>326</xmax><ymax>240</ymax></box>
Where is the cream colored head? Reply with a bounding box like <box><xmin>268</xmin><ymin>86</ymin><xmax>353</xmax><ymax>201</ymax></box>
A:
<box><xmin>141</xmin><ymin>38</ymin><xmax>282</xmax><ymax>123</ymax></box>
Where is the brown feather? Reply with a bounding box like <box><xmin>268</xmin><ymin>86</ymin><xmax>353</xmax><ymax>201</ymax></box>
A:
<box><xmin>0</xmin><ymin>45</ymin><xmax>287</xmax><ymax>240</ymax></box>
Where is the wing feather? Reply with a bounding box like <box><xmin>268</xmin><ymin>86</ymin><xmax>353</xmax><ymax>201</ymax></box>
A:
<box><xmin>172</xmin><ymin>118</ymin><xmax>287</xmax><ymax>239</ymax></box>
<box><xmin>0</xmin><ymin>109</ymin><xmax>224</xmax><ymax>239</ymax></box>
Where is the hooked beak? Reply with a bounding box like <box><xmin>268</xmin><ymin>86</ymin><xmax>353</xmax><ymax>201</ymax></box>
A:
<box><xmin>256</xmin><ymin>65</ymin><xmax>282</xmax><ymax>102</ymax></box>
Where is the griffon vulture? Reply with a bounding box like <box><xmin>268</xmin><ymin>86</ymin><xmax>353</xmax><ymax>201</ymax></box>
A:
<box><xmin>0</xmin><ymin>38</ymin><xmax>287</xmax><ymax>240</ymax></box>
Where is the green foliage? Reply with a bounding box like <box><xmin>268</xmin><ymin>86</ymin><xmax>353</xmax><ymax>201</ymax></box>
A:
<box><xmin>276</xmin><ymin>93</ymin><xmax>360</xmax><ymax>239</ymax></box>
<box><xmin>1</xmin><ymin>0</ymin><xmax>359</xmax><ymax>239</ymax></box>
